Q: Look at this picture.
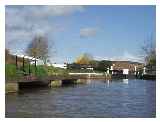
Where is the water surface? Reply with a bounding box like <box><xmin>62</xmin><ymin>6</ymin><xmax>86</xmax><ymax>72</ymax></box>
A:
<box><xmin>6</xmin><ymin>79</ymin><xmax>156</xmax><ymax>118</ymax></box>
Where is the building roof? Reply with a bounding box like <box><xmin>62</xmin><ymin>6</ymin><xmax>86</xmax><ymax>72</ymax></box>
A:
<box><xmin>111</xmin><ymin>61</ymin><xmax>144</xmax><ymax>71</ymax></box>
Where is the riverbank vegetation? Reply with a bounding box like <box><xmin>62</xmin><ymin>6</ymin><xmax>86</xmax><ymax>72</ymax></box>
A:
<box><xmin>5</xmin><ymin>62</ymin><xmax>107</xmax><ymax>81</ymax></box>
<box><xmin>5</xmin><ymin>50</ymin><xmax>143</xmax><ymax>82</ymax></box>
<box><xmin>6</xmin><ymin>34</ymin><xmax>156</xmax><ymax>82</ymax></box>
<box><xmin>5</xmin><ymin>64</ymin><xmax>48</xmax><ymax>81</ymax></box>
<box><xmin>142</xmin><ymin>38</ymin><xmax>156</xmax><ymax>75</ymax></box>
<box><xmin>69</xmin><ymin>53</ymin><xmax>112</xmax><ymax>72</ymax></box>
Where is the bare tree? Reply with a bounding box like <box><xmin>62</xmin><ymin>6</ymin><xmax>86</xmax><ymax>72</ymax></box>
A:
<box><xmin>142</xmin><ymin>38</ymin><xmax>156</xmax><ymax>70</ymax></box>
<box><xmin>26</xmin><ymin>35</ymin><xmax>50</xmax><ymax>64</ymax></box>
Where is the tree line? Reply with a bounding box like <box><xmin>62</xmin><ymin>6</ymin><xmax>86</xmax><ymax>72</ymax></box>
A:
<box><xmin>68</xmin><ymin>53</ymin><xmax>112</xmax><ymax>72</ymax></box>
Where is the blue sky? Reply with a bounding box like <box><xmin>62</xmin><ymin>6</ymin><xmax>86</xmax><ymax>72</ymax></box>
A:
<box><xmin>5</xmin><ymin>5</ymin><xmax>156</xmax><ymax>63</ymax></box>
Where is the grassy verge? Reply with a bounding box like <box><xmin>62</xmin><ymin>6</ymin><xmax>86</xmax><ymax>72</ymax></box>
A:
<box><xmin>5</xmin><ymin>64</ymin><xmax>23</xmax><ymax>81</ymax></box>
<box><xmin>5</xmin><ymin>64</ymin><xmax>69</xmax><ymax>81</ymax></box>
<box><xmin>6</xmin><ymin>63</ymin><xmax>104</xmax><ymax>81</ymax></box>
<box><xmin>5</xmin><ymin>64</ymin><xmax>48</xmax><ymax>81</ymax></box>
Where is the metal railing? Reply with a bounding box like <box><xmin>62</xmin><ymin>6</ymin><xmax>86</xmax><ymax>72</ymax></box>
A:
<box><xmin>15</xmin><ymin>55</ymin><xmax>38</xmax><ymax>76</ymax></box>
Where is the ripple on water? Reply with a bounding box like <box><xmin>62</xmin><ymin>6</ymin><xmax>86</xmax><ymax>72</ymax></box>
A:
<box><xmin>6</xmin><ymin>79</ymin><xmax>156</xmax><ymax>118</ymax></box>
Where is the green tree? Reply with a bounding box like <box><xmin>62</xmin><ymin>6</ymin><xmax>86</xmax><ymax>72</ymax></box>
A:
<box><xmin>96</xmin><ymin>60</ymin><xmax>112</xmax><ymax>72</ymax></box>
<box><xmin>90</xmin><ymin>60</ymin><xmax>99</xmax><ymax>68</ymax></box>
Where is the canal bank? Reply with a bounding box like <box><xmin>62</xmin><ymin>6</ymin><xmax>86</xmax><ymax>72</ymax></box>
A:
<box><xmin>6</xmin><ymin>77</ymin><xmax>86</xmax><ymax>93</ymax></box>
<box><xmin>6</xmin><ymin>82</ymin><xmax>18</xmax><ymax>93</ymax></box>
<box><xmin>5</xmin><ymin>73</ymin><xmax>108</xmax><ymax>93</ymax></box>
<box><xmin>5</xmin><ymin>73</ymin><xmax>156</xmax><ymax>93</ymax></box>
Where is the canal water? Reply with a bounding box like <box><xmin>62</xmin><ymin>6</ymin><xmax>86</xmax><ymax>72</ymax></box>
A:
<box><xmin>6</xmin><ymin>79</ymin><xmax>156</xmax><ymax>118</ymax></box>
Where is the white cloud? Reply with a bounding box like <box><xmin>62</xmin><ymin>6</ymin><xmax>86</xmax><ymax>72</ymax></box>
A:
<box><xmin>28</xmin><ymin>6</ymin><xmax>85</xmax><ymax>18</ymax></box>
<box><xmin>5</xmin><ymin>5</ymin><xmax>85</xmax><ymax>51</ymax></box>
<box><xmin>80</xmin><ymin>27</ymin><xmax>97</xmax><ymax>38</ymax></box>
<box><xmin>6</xmin><ymin>6</ymin><xmax>84</xmax><ymax>20</ymax></box>
<box><xmin>94</xmin><ymin>51</ymin><xmax>143</xmax><ymax>63</ymax></box>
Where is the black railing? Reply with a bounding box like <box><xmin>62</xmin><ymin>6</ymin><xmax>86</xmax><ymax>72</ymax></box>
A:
<box><xmin>15</xmin><ymin>55</ymin><xmax>37</xmax><ymax>76</ymax></box>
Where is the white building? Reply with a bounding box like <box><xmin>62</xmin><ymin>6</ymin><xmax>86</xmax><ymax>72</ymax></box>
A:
<box><xmin>86</xmin><ymin>67</ymin><xmax>94</xmax><ymax>70</ymax></box>
<box><xmin>52</xmin><ymin>63</ymin><xmax>67</xmax><ymax>69</ymax></box>
<box><xmin>123</xmin><ymin>69</ymin><xmax>129</xmax><ymax>75</ymax></box>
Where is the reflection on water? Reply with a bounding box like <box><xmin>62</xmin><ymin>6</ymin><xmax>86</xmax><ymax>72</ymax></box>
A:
<box><xmin>123</xmin><ymin>79</ymin><xmax>129</xmax><ymax>84</ymax></box>
<box><xmin>6</xmin><ymin>79</ymin><xmax>156</xmax><ymax>118</ymax></box>
<box><xmin>107</xmin><ymin>80</ymin><xmax>110</xmax><ymax>87</ymax></box>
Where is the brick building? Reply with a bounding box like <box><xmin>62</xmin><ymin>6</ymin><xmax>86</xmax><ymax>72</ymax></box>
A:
<box><xmin>111</xmin><ymin>61</ymin><xmax>144</xmax><ymax>74</ymax></box>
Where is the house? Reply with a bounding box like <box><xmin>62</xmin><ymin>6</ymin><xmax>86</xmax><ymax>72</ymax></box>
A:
<box><xmin>110</xmin><ymin>61</ymin><xmax>144</xmax><ymax>75</ymax></box>
<box><xmin>51</xmin><ymin>63</ymin><xmax>67</xmax><ymax>69</ymax></box>
<box><xmin>67</xmin><ymin>63</ymin><xmax>94</xmax><ymax>70</ymax></box>
<box><xmin>80</xmin><ymin>64</ymin><xmax>94</xmax><ymax>70</ymax></box>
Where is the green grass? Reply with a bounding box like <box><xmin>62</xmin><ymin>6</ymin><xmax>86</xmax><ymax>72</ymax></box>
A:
<box><xmin>5</xmin><ymin>64</ymin><xmax>48</xmax><ymax>81</ymax></box>
<box><xmin>17</xmin><ymin>64</ymin><xmax>48</xmax><ymax>77</ymax></box>
<box><xmin>5</xmin><ymin>63</ymin><xmax>69</xmax><ymax>80</ymax></box>
<box><xmin>45</xmin><ymin>66</ymin><xmax>69</xmax><ymax>76</ymax></box>
<box><xmin>66</xmin><ymin>69</ymin><xmax>102</xmax><ymax>73</ymax></box>
<box><xmin>6</xmin><ymin>63</ymin><xmax>104</xmax><ymax>82</ymax></box>
<box><xmin>5</xmin><ymin>64</ymin><xmax>23</xmax><ymax>81</ymax></box>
